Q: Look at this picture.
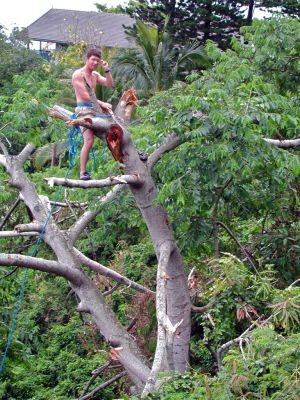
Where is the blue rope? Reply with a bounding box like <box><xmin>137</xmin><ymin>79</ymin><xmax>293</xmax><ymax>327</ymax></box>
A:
<box><xmin>90</xmin><ymin>143</ymin><xmax>107</xmax><ymax>172</ymax></box>
<box><xmin>0</xmin><ymin>118</ymin><xmax>81</xmax><ymax>374</ymax></box>
<box><xmin>90</xmin><ymin>147</ymin><xmax>97</xmax><ymax>171</ymax></box>
<box><xmin>0</xmin><ymin>270</ymin><xmax>28</xmax><ymax>373</ymax></box>
<box><xmin>68</xmin><ymin>114</ymin><xmax>82</xmax><ymax>169</ymax></box>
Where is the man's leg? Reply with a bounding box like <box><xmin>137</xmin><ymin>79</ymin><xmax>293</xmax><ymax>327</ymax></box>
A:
<box><xmin>80</xmin><ymin>128</ymin><xmax>94</xmax><ymax>179</ymax></box>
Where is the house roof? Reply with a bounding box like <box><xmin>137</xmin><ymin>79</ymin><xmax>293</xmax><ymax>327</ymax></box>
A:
<box><xmin>27</xmin><ymin>8</ymin><xmax>135</xmax><ymax>48</ymax></box>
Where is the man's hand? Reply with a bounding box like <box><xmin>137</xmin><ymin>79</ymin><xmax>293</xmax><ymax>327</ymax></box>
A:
<box><xmin>100</xmin><ymin>59</ymin><xmax>109</xmax><ymax>70</ymax></box>
<box><xmin>98</xmin><ymin>100</ymin><xmax>112</xmax><ymax>113</ymax></box>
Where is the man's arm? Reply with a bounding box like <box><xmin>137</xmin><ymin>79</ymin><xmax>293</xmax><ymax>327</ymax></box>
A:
<box><xmin>96</xmin><ymin>59</ymin><xmax>113</xmax><ymax>87</ymax></box>
<box><xmin>96</xmin><ymin>72</ymin><xmax>113</xmax><ymax>87</ymax></box>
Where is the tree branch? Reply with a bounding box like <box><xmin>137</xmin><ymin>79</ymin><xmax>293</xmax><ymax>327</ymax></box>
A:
<box><xmin>216</xmin><ymin>315</ymin><xmax>265</xmax><ymax>370</ymax></box>
<box><xmin>18</xmin><ymin>144</ymin><xmax>35</xmax><ymax>165</ymax></box>
<box><xmin>211</xmin><ymin>172</ymin><xmax>243</xmax><ymax>261</ymax></box>
<box><xmin>48</xmin><ymin>105</ymin><xmax>73</xmax><ymax>122</ymax></box>
<box><xmin>64</xmin><ymin>190</ymin><xmax>97</xmax><ymax>261</ymax></box>
<box><xmin>49</xmin><ymin>104</ymin><xmax>112</xmax><ymax>140</ymax></box>
<box><xmin>0</xmin><ymin>231</ymin><xmax>39</xmax><ymax>237</ymax></box>
<box><xmin>263</xmin><ymin>138</ymin><xmax>300</xmax><ymax>148</ymax></box>
<box><xmin>127</xmin><ymin>315</ymin><xmax>138</xmax><ymax>332</ymax></box>
<box><xmin>73</xmin><ymin>248</ymin><xmax>154</xmax><ymax>295</ymax></box>
<box><xmin>45</xmin><ymin>174</ymin><xmax>142</xmax><ymax>189</ymax></box>
<box><xmin>217</xmin><ymin>220</ymin><xmax>258</xmax><ymax>273</ymax></box>
<box><xmin>77</xmin><ymin>371</ymin><xmax>127</xmax><ymax>400</ymax></box>
<box><xmin>50</xmin><ymin>200</ymin><xmax>88</xmax><ymax>209</ymax></box>
<box><xmin>68</xmin><ymin>184</ymin><xmax>125</xmax><ymax>244</ymax></box>
<box><xmin>0</xmin><ymin>266</ymin><xmax>19</xmax><ymax>279</ymax></box>
<box><xmin>148</xmin><ymin>134</ymin><xmax>185</xmax><ymax>170</ymax></box>
<box><xmin>0</xmin><ymin>195</ymin><xmax>21</xmax><ymax>230</ymax></box>
<box><xmin>78</xmin><ymin>362</ymin><xmax>111</xmax><ymax>398</ymax></box>
<box><xmin>288</xmin><ymin>279</ymin><xmax>300</xmax><ymax>289</ymax></box>
<box><xmin>0</xmin><ymin>253</ymin><xmax>82</xmax><ymax>284</ymax></box>
<box><xmin>103</xmin><ymin>283</ymin><xmax>121</xmax><ymax>297</ymax></box>
<box><xmin>212</xmin><ymin>177</ymin><xmax>233</xmax><ymax>259</ymax></box>
<box><xmin>191</xmin><ymin>304</ymin><xmax>212</xmax><ymax>313</ymax></box>
<box><xmin>14</xmin><ymin>223</ymin><xmax>43</xmax><ymax>233</ymax></box>
<box><xmin>57</xmin><ymin>215</ymin><xmax>76</xmax><ymax>225</ymax></box>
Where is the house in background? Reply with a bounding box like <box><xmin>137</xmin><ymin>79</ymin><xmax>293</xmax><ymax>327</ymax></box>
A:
<box><xmin>27</xmin><ymin>8</ymin><xmax>135</xmax><ymax>58</ymax></box>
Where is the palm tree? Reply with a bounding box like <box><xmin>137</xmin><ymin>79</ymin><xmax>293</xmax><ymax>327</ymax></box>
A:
<box><xmin>111</xmin><ymin>20</ymin><xmax>209</xmax><ymax>97</ymax></box>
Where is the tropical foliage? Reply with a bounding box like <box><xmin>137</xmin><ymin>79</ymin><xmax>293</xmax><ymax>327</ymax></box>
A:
<box><xmin>111</xmin><ymin>20</ymin><xmax>209</xmax><ymax>97</ymax></box>
<box><xmin>0</xmin><ymin>26</ymin><xmax>41</xmax><ymax>87</ymax></box>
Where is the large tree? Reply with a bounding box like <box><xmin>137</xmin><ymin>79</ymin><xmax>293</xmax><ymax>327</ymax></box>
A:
<box><xmin>126</xmin><ymin>0</ymin><xmax>246</xmax><ymax>48</ymax></box>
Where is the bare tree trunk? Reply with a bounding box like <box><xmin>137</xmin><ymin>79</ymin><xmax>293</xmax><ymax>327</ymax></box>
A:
<box><xmin>123</xmin><ymin>141</ymin><xmax>191</xmax><ymax>373</ymax></box>
<box><xmin>203</xmin><ymin>0</ymin><xmax>213</xmax><ymax>43</ymax></box>
<box><xmin>246</xmin><ymin>0</ymin><xmax>255</xmax><ymax>25</ymax></box>
<box><xmin>212</xmin><ymin>202</ymin><xmax>219</xmax><ymax>260</ymax></box>
<box><xmin>111</xmin><ymin>94</ymin><xmax>191</xmax><ymax>375</ymax></box>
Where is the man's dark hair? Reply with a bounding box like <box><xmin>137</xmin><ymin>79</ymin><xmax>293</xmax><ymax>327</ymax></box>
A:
<box><xmin>86</xmin><ymin>48</ymin><xmax>101</xmax><ymax>59</ymax></box>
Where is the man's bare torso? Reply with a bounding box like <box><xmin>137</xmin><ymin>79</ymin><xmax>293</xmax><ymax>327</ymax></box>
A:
<box><xmin>72</xmin><ymin>68</ymin><xmax>99</xmax><ymax>103</ymax></box>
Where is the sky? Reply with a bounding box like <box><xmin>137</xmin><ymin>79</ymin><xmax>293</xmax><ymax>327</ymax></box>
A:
<box><xmin>1</xmin><ymin>0</ymin><xmax>126</xmax><ymax>31</ymax></box>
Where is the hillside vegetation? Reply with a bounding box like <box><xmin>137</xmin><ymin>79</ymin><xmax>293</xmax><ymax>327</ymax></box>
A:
<box><xmin>0</xmin><ymin>17</ymin><xmax>299</xmax><ymax>399</ymax></box>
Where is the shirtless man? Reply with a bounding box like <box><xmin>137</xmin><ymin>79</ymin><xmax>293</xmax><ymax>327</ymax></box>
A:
<box><xmin>72</xmin><ymin>48</ymin><xmax>113</xmax><ymax>180</ymax></box>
